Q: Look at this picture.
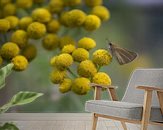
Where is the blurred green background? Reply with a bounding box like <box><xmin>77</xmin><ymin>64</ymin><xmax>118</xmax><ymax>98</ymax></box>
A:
<box><xmin>1</xmin><ymin>0</ymin><xmax>163</xmax><ymax>112</ymax></box>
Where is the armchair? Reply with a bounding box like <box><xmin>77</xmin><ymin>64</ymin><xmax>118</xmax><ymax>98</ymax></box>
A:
<box><xmin>85</xmin><ymin>69</ymin><xmax>163</xmax><ymax>130</ymax></box>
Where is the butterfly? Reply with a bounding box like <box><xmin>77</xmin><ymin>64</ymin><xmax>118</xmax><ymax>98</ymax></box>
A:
<box><xmin>107</xmin><ymin>42</ymin><xmax>138</xmax><ymax>65</ymax></box>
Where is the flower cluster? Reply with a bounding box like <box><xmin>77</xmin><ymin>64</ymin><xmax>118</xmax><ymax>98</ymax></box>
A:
<box><xmin>50</xmin><ymin>36</ymin><xmax>112</xmax><ymax>95</ymax></box>
<box><xmin>0</xmin><ymin>0</ymin><xmax>112</xmax><ymax>95</ymax></box>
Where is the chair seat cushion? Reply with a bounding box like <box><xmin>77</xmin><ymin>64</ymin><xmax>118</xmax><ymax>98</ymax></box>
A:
<box><xmin>85</xmin><ymin>100</ymin><xmax>163</xmax><ymax>122</ymax></box>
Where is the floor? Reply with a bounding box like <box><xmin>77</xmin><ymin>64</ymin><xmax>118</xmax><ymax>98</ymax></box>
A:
<box><xmin>0</xmin><ymin>113</ymin><xmax>140</xmax><ymax>130</ymax></box>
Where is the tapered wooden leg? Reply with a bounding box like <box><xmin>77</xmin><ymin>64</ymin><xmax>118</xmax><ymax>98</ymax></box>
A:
<box><xmin>141</xmin><ymin>90</ymin><xmax>152</xmax><ymax>130</ymax></box>
<box><xmin>121</xmin><ymin>121</ymin><xmax>127</xmax><ymax>130</ymax></box>
<box><xmin>92</xmin><ymin>113</ymin><xmax>98</xmax><ymax>130</ymax></box>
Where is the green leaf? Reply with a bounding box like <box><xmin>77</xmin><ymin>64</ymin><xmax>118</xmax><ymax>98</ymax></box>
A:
<box><xmin>10</xmin><ymin>91</ymin><xmax>43</xmax><ymax>106</ymax></box>
<box><xmin>0</xmin><ymin>103</ymin><xmax>12</xmax><ymax>114</ymax></box>
<box><xmin>0</xmin><ymin>123</ymin><xmax>19</xmax><ymax>130</ymax></box>
<box><xmin>0</xmin><ymin>91</ymin><xmax>43</xmax><ymax>114</ymax></box>
<box><xmin>0</xmin><ymin>63</ymin><xmax>14</xmax><ymax>90</ymax></box>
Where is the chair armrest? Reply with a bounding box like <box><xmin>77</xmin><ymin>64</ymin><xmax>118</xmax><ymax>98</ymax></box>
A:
<box><xmin>137</xmin><ymin>86</ymin><xmax>163</xmax><ymax>92</ymax></box>
<box><xmin>90</xmin><ymin>83</ymin><xmax>118</xmax><ymax>101</ymax></box>
<box><xmin>90</xmin><ymin>83</ymin><xmax>116</xmax><ymax>89</ymax></box>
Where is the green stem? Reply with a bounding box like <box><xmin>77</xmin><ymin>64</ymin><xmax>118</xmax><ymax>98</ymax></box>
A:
<box><xmin>97</xmin><ymin>66</ymin><xmax>101</xmax><ymax>72</ymax></box>
<box><xmin>67</xmin><ymin>68</ymin><xmax>78</xmax><ymax>78</ymax></box>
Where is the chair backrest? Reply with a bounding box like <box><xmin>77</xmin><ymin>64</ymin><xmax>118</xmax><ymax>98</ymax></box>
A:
<box><xmin>122</xmin><ymin>68</ymin><xmax>163</xmax><ymax>107</ymax></box>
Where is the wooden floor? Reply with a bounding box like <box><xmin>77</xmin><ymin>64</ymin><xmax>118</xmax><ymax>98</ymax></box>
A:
<box><xmin>0</xmin><ymin>113</ymin><xmax>140</xmax><ymax>130</ymax></box>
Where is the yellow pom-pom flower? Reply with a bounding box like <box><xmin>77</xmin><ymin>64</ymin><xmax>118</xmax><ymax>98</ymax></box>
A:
<box><xmin>48</xmin><ymin>0</ymin><xmax>64</xmax><ymax>14</ymax></box>
<box><xmin>83</xmin><ymin>15</ymin><xmax>101</xmax><ymax>31</ymax></box>
<box><xmin>0</xmin><ymin>56</ymin><xmax>3</xmax><ymax>66</ymax></box>
<box><xmin>78</xmin><ymin>60</ymin><xmax>97</xmax><ymax>78</ymax></box>
<box><xmin>22</xmin><ymin>44</ymin><xmax>37</xmax><ymax>61</ymax></box>
<box><xmin>67</xmin><ymin>9</ymin><xmax>86</xmax><ymax>27</ymax></box>
<box><xmin>0</xmin><ymin>0</ymin><xmax>11</xmax><ymax>7</ymax></box>
<box><xmin>32</xmin><ymin>8</ymin><xmax>51</xmax><ymax>23</ymax></box>
<box><xmin>0</xmin><ymin>42</ymin><xmax>20</xmax><ymax>60</ymax></box>
<box><xmin>16</xmin><ymin>0</ymin><xmax>33</xmax><ymax>9</ymax></box>
<box><xmin>84</xmin><ymin>0</ymin><xmax>102</xmax><ymax>7</ymax></box>
<box><xmin>11</xmin><ymin>30</ymin><xmax>28</xmax><ymax>49</ymax></box>
<box><xmin>72</xmin><ymin>48</ymin><xmax>89</xmax><ymax>62</ymax></box>
<box><xmin>3</xmin><ymin>3</ymin><xmax>16</xmax><ymax>16</ymax></box>
<box><xmin>5</xmin><ymin>16</ymin><xmax>19</xmax><ymax>29</ymax></box>
<box><xmin>12</xmin><ymin>55</ymin><xmax>28</xmax><ymax>71</ymax></box>
<box><xmin>42</xmin><ymin>34</ymin><xmax>59</xmax><ymax>50</ymax></box>
<box><xmin>55</xmin><ymin>53</ymin><xmax>73</xmax><ymax>70</ymax></box>
<box><xmin>61</xmin><ymin>44</ymin><xmax>76</xmax><ymax>54</ymax></box>
<box><xmin>93</xmin><ymin>49</ymin><xmax>112</xmax><ymax>66</ymax></box>
<box><xmin>59</xmin><ymin>78</ymin><xmax>72</xmax><ymax>93</ymax></box>
<box><xmin>91</xmin><ymin>6</ymin><xmax>110</xmax><ymax>21</ymax></box>
<box><xmin>27</xmin><ymin>22</ymin><xmax>46</xmax><ymax>39</ymax></box>
<box><xmin>59</xmin><ymin>35</ymin><xmax>75</xmax><ymax>49</ymax></box>
<box><xmin>92</xmin><ymin>72</ymin><xmax>111</xmax><ymax>85</ymax></box>
<box><xmin>78</xmin><ymin>37</ymin><xmax>96</xmax><ymax>50</ymax></box>
<box><xmin>50</xmin><ymin>56</ymin><xmax>57</xmax><ymax>67</ymax></box>
<box><xmin>59</xmin><ymin>11</ymin><xmax>69</xmax><ymax>27</ymax></box>
<box><xmin>47</xmin><ymin>19</ymin><xmax>60</xmax><ymax>33</ymax></box>
<box><xmin>0</xmin><ymin>19</ymin><xmax>10</xmax><ymax>32</ymax></box>
<box><xmin>72</xmin><ymin>77</ymin><xmax>90</xmax><ymax>95</ymax></box>
<box><xmin>19</xmin><ymin>17</ymin><xmax>33</xmax><ymax>30</ymax></box>
<box><xmin>50</xmin><ymin>69</ymin><xmax>66</xmax><ymax>84</ymax></box>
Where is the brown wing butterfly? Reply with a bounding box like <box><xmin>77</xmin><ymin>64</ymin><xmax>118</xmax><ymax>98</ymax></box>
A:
<box><xmin>107</xmin><ymin>40</ymin><xmax>138</xmax><ymax>65</ymax></box>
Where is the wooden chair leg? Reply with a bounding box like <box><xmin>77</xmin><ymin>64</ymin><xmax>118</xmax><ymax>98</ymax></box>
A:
<box><xmin>92</xmin><ymin>113</ymin><xmax>98</xmax><ymax>130</ymax></box>
<box><xmin>141</xmin><ymin>90</ymin><xmax>152</xmax><ymax>130</ymax></box>
<box><xmin>121</xmin><ymin>121</ymin><xmax>127</xmax><ymax>130</ymax></box>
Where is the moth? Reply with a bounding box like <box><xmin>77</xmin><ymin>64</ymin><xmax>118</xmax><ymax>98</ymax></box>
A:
<box><xmin>108</xmin><ymin>42</ymin><xmax>138</xmax><ymax>65</ymax></box>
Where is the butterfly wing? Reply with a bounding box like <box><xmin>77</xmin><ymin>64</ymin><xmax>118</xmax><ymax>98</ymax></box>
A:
<box><xmin>108</xmin><ymin>43</ymin><xmax>138</xmax><ymax>65</ymax></box>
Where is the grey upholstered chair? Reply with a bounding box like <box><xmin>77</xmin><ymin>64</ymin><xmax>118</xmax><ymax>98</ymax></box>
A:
<box><xmin>85</xmin><ymin>68</ymin><xmax>163</xmax><ymax>130</ymax></box>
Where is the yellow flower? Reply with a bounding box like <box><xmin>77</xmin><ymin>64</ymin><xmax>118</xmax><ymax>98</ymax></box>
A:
<box><xmin>78</xmin><ymin>37</ymin><xmax>96</xmax><ymax>50</ymax></box>
<box><xmin>3</xmin><ymin>3</ymin><xmax>16</xmax><ymax>16</ymax></box>
<box><xmin>63</xmin><ymin>0</ymin><xmax>81</xmax><ymax>6</ymax></box>
<box><xmin>92</xmin><ymin>72</ymin><xmax>111</xmax><ymax>85</ymax></box>
<box><xmin>59</xmin><ymin>78</ymin><xmax>72</xmax><ymax>93</ymax></box>
<box><xmin>5</xmin><ymin>16</ymin><xmax>19</xmax><ymax>29</ymax></box>
<box><xmin>93</xmin><ymin>49</ymin><xmax>112</xmax><ymax>66</ymax></box>
<box><xmin>72</xmin><ymin>48</ymin><xmax>89</xmax><ymax>62</ymax></box>
<box><xmin>11</xmin><ymin>30</ymin><xmax>28</xmax><ymax>49</ymax></box>
<box><xmin>84</xmin><ymin>0</ymin><xmax>102</xmax><ymax>7</ymax></box>
<box><xmin>67</xmin><ymin>9</ymin><xmax>86</xmax><ymax>27</ymax></box>
<box><xmin>91</xmin><ymin>6</ymin><xmax>110</xmax><ymax>21</ymax></box>
<box><xmin>59</xmin><ymin>35</ymin><xmax>75</xmax><ymax>49</ymax></box>
<box><xmin>0</xmin><ymin>0</ymin><xmax>11</xmax><ymax>7</ymax></box>
<box><xmin>50</xmin><ymin>56</ymin><xmax>57</xmax><ymax>67</ymax></box>
<box><xmin>21</xmin><ymin>44</ymin><xmax>37</xmax><ymax>62</ymax></box>
<box><xmin>61</xmin><ymin>44</ymin><xmax>76</xmax><ymax>54</ymax></box>
<box><xmin>27</xmin><ymin>22</ymin><xmax>46</xmax><ymax>39</ymax></box>
<box><xmin>46</xmin><ymin>19</ymin><xmax>61</xmax><ymax>33</ymax></box>
<box><xmin>83</xmin><ymin>15</ymin><xmax>101</xmax><ymax>31</ymax></box>
<box><xmin>59</xmin><ymin>11</ymin><xmax>69</xmax><ymax>27</ymax></box>
<box><xmin>12</xmin><ymin>55</ymin><xmax>28</xmax><ymax>71</ymax></box>
<box><xmin>19</xmin><ymin>17</ymin><xmax>33</xmax><ymax>30</ymax></box>
<box><xmin>72</xmin><ymin>77</ymin><xmax>90</xmax><ymax>95</ymax></box>
<box><xmin>48</xmin><ymin>0</ymin><xmax>64</xmax><ymax>14</ymax></box>
<box><xmin>0</xmin><ymin>56</ymin><xmax>3</xmax><ymax>66</ymax></box>
<box><xmin>50</xmin><ymin>69</ymin><xmax>66</xmax><ymax>84</ymax></box>
<box><xmin>32</xmin><ymin>8</ymin><xmax>51</xmax><ymax>23</ymax></box>
<box><xmin>55</xmin><ymin>53</ymin><xmax>73</xmax><ymax>70</ymax></box>
<box><xmin>78</xmin><ymin>60</ymin><xmax>97</xmax><ymax>78</ymax></box>
<box><xmin>16</xmin><ymin>0</ymin><xmax>33</xmax><ymax>9</ymax></box>
<box><xmin>0</xmin><ymin>42</ymin><xmax>20</xmax><ymax>60</ymax></box>
<box><xmin>42</xmin><ymin>34</ymin><xmax>59</xmax><ymax>50</ymax></box>
<box><xmin>0</xmin><ymin>19</ymin><xmax>10</xmax><ymax>32</ymax></box>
